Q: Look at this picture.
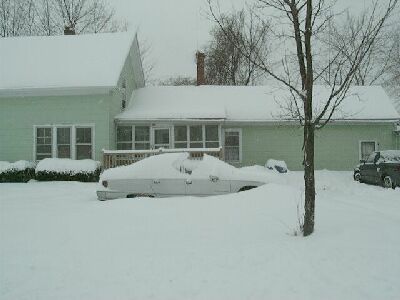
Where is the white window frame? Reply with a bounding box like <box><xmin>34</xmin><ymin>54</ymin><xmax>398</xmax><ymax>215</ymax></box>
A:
<box><xmin>359</xmin><ymin>140</ymin><xmax>378</xmax><ymax>161</ymax></box>
<box><xmin>34</xmin><ymin>126</ymin><xmax>53</xmax><ymax>161</ymax></box>
<box><xmin>33</xmin><ymin>124</ymin><xmax>95</xmax><ymax>161</ymax></box>
<box><xmin>223</xmin><ymin>128</ymin><xmax>242</xmax><ymax>163</ymax></box>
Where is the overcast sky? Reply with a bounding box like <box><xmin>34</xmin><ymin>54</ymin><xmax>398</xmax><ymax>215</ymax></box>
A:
<box><xmin>107</xmin><ymin>0</ymin><xmax>385</xmax><ymax>82</ymax></box>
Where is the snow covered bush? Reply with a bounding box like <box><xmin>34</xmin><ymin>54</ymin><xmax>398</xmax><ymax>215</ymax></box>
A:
<box><xmin>35</xmin><ymin>159</ymin><xmax>101</xmax><ymax>182</ymax></box>
<box><xmin>265</xmin><ymin>159</ymin><xmax>288</xmax><ymax>173</ymax></box>
<box><xmin>0</xmin><ymin>161</ymin><xmax>36</xmax><ymax>183</ymax></box>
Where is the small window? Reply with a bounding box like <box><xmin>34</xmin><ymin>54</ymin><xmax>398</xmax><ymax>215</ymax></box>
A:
<box><xmin>57</xmin><ymin>128</ymin><xmax>71</xmax><ymax>158</ymax></box>
<box><xmin>117</xmin><ymin>126</ymin><xmax>132</xmax><ymax>150</ymax></box>
<box><xmin>360</xmin><ymin>141</ymin><xmax>376</xmax><ymax>161</ymax></box>
<box><xmin>189</xmin><ymin>125</ymin><xmax>203</xmax><ymax>148</ymax></box>
<box><xmin>205</xmin><ymin>125</ymin><xmax>219</xmax><ymax>148</ymax></box>
<box><xmin>174</xmin><ymin>126</ymin><xmax>188</xmax><ymax>148</ymax></box>
<box><xmin>135</xmin><ymin>126</ymin><xmax>150</xmax><ymax>150</ymax></box>
<box><xmin>76</xmin><ymin>127</ymin><xmax>92</xmax><ymax>159</ymax></box>
<box><xmin>224</xmin><ymin>130</ymin><xmax>241</xmax><ymax>162</ymax></box>
<box><xmin>36</xmin><ymin>127</ymin><xmax>52</xmax><ymax>160</ymax></box>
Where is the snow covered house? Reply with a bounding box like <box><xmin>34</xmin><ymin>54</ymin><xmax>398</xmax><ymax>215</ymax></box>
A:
<box><xmin>0</xmin><ymin>32</ymin><xmax>144</xmax><ymax>162</ymax></box>
<box><xmin>1</xmin><ymin>32</ymin><xmax>399</xmax><ymax>171</ymax></box>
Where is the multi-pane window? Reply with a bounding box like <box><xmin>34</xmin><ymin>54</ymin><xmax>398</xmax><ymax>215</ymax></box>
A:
<box><xmin>205</xmin><ymin>125</ymin><xmax>219</xmax><ymax>148</ymax></box>
<box><xmin>360</xmin><ymin>141</ymin><xmax>376</xmax><ymax>161</ymax></box>
<box><xmin>189</xmin><ymin>125</ymin><xmax>203</xmax><ymax>148</ymax></box>
<box><xmin>117</xmin><ymin>126</ymin><xmax>133</xmax><ymax>150</ymax></box>
<box><xmin>76</xmin><ymin>127</ymin><xmax>92</xmax><ymax>159</ymax></box>
<box><xmin>57</xmin><ymin>128</ymin><xmax>71</xmax><ymax>158</ymax></box>
<box><xmin>135</xmin><ymin>126</ymin><xmax>150</xmax><ymax>150</ymax></box>
<box><xmin>36</xmin><ymin>127</ymin><xmax>52</xmax><ymax>160</ymax></box>
<box><xmin>224</xmin><ymin>130</ymin><xmax>241</xmax><ymax>162</ymax></box>
<box><xmin>174</xmin><ymin>126</ymin><xmax>188</xmax><ymax>148</ymax></box>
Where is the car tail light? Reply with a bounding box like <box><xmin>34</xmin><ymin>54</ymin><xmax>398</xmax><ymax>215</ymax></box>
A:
<box><xmin>102</xmin><ymin>180</ymin><xmax>108</xmax><ymax>188</ymax></box>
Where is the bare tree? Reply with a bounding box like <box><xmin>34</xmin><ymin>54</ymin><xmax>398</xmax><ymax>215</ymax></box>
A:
<box><xmin>0</xmin><ymin>0</ymin><xmax>36</xmax><ymax>37</ymax></box>
<box><xmin>138</xmin><ymin>36</ymin><xmax>156</xmax><ymax>85</ymax></box>
<box><xmin>53</xmin><ymin>0</ymin><xmax>117</xmax><ymax>34</ymax></box>
<box><xmin>317</xmin><ymin>10</ymin><xmax>396</xmax><ymax>86</ymax></box>
<box><xmin>208</xmin><ymin>0</ymin><xmax>398</xmax><ymax>236</ymax></box>
<box><xmin>204</xmin><ymin>8</ymin><xmax>270</xmax><ymax>85</ymax></box>
<box><xmin>159</xmin><ymin>76</ymin><xmax>196</xmax><ymax>86</ymax></box>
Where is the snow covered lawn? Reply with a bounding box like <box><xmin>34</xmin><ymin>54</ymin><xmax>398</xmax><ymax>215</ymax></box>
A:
<box><xmin>1</xmin><ymin>171</ymin><xmax>399</xmax><ymax>299</ymax></box>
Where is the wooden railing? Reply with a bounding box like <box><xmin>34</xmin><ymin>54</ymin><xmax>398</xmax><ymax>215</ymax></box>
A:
<box><xmin>102</xmin><ymin>147</ymin><xmax>224</xmax><ymax>169</ymax></box>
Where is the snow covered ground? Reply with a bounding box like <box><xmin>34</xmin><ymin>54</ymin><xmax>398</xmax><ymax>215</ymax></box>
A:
<box><xmin>1</xmin><ymin>170</ymin><xmax>399</xmax><ymax>300</ymax></box>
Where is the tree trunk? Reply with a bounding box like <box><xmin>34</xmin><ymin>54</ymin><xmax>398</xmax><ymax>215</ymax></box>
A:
<box><xmin>303</xmin><ymin>121</ymin><xmax>315</xmax><ymax>236</ymax></box>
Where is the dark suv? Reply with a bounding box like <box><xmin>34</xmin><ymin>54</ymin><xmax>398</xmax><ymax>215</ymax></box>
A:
<box><xmin>354</xmin><ymin>150</ymin><xmax>400</xmax><ymax>189</ymax></box>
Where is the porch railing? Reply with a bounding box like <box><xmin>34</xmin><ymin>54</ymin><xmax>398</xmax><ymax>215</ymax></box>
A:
<box><xmin>102</xmin><ymin>147</ymin><xmax>224</xmax><ymax>170</ymax></box>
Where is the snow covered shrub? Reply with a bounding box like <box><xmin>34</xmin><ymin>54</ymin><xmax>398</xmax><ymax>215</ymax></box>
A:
<box><xmin>35</xmin><ymin>159</ymin><xmax>101</xmax><ymax>182</ymax></box>
<box><xmin>0</xmin><ymin>161</ymin><xmax>36</xmax><ymax>183</ymax></box>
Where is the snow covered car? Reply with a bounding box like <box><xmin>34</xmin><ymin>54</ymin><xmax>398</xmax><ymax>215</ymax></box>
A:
<box><xmin>97</xmin><ymin>153</ymin><xmax>266</xmax><ymax>200</ymax></box>
<box><xmin>353</xmin><ymin>150</ymin><xmax>400</xmax><ymax>189</ymax></box>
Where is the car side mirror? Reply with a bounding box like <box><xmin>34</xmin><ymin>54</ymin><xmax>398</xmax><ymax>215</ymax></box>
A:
<box><xmin>209</xmin><ymin>175</ymin><xmax>219</xmax><ymax>182</ymax></box>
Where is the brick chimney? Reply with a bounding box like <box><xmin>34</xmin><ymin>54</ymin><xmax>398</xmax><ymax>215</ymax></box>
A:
<box><xmin>64</xmin><ymin>25</ymin><xmax>76</xmax><ymax>35</ymax></box>
<box><xmin>196</xmin><ymin>51</ymin><xmax>206</xmax><ymax>86</ymax></box>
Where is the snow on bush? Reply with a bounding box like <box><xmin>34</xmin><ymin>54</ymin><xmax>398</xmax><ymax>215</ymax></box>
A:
<box><xmin>35</xmin><ymin>158</ymin><xmax>101</xmax><ymax>182</ymax></box>
<box><xmin>0</xmin><ymin>161</ymin><xmax>35</xmax><ymax>173</ymax></box>
<box><xmin>265</xmin><ymin>159</ymin><xmax>288</xmax><ymax>173</ymax></box>
<box><xmin>0</xmin><ymin>161</ymin><xmax>36</xmax><ymax>183</ymax></box>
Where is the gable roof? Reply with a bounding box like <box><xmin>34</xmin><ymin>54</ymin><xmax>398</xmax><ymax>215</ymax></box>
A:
<box><xmin>117</xmin><ymin>85</ymin><xmax>400</xmax><ymax>122</ymax></box>
<box><xmin>0</xmin><ymin>32</ymin><xmax>135</xmax><ymax>96</ymax></box>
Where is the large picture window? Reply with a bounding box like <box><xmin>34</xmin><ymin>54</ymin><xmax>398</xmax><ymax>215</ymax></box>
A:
<box><xmin>36</xmin><ymin>127</ymin><xmax>52</xmax><ymax>160</ymax></box>
<box><xmin>35</xmin><ymin>125</ymin><xmax>94</xmax><ymax>160</ymax></box>
<box><xmin>76</xmin><ymin>127</ymin><xmax>93</xmax><ymax>159</ymax></box>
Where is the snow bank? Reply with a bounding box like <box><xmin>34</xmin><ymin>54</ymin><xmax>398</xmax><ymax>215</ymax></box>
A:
<box><xmin>0</xmin><ymin>160</ymin><xmax>35</xmax><ymax>173</ymax></box>
<box><xmin>266</xmin><ymin>159</ymin><xmax>288</xmax><ymax>173</ymax></box>
<box><xmin>36</xmin><ymin>158</ymin><xmax>100</xmax><ymax>174</ymax></box>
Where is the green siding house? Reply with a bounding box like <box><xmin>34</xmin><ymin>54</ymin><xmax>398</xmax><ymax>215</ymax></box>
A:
<box><xmin>1</xmin><ymin>32</ymin><xmax>399</xmax><ymax>171</ymax></box>
<box><xmin>0</xmin><ymin>32</ymin><xmax>145</xmax><ymax>162</ymax></box>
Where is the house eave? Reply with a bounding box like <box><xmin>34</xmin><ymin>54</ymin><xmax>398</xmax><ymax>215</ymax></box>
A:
<box><xmin>0</xmin><ymin>86</ymin><xmax>116</xmax><ymax>98</ymax></box>
<box><xmin>115</xmin><ymin>117</ymin><xmax>399</xmax><ymax>126</ymax></box>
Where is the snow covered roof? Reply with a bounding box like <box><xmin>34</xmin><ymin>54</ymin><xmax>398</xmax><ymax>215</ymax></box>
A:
<box><xmin>117</xmin><ymin>85</ymin><xmax>400</xmax><ymax>122</ymax></box>
<box><xmin>0</xmin><ymin>32</ymin><xmax>135</xmax><ymax>95</ymax></box>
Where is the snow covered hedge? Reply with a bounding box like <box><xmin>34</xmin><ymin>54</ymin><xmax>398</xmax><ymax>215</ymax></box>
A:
<box><xmin>35</xmin><ymin>159</ymin><xmax>101</xmax><ymax>182</ymax></box>
<box><xmin>0</xmin><ymin>161</ymin><xmax>36</xmax><ymax>183</ymax></box>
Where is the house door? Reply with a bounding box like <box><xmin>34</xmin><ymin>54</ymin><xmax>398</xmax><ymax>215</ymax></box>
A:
<box><xmin>153</xmin><ymin>128</ymin><xmax>170</xmax><ymax>149</ymax></box>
